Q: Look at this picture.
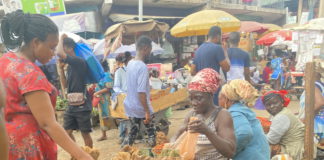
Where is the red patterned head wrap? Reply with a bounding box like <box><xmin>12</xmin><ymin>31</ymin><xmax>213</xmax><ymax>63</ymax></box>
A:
<box><xmin>262</xmin><ymin>90</ymin><xmax>290</xmax><ymax>107</ymax></box>
<box><xmin>188</xmin><ymin>68</ymin><xmax>221</xmax><ymax>94</ymax></box>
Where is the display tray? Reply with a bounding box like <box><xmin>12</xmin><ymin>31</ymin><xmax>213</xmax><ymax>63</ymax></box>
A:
<box><xmin>110</xmin><ymin>88</ymin><xmax>189</xmax><ymax>119</ymax></box>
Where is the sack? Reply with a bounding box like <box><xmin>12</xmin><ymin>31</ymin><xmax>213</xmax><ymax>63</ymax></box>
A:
<box><xmin>67</xmin><ymin>93</ymin><xmax>85</xmax><ymax>106</ymax></box>
<box><xmin>74</xmin><ymin>43</ymin><xmax>105</xmax><ymax>84</ymax></box>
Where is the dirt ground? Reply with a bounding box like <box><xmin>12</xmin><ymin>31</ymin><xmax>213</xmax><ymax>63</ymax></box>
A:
<box><xmin>58</xmin><ymin>100</ymin><xmax>300</xmax><ymax>160</ymax></box>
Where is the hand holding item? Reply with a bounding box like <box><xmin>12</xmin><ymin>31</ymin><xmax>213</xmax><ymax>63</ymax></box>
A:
<box><xmin>93</xmin><ymin>92</ymin><xmax>100</xmax><ymax>98</ymax></box>
<box><xmin>188</xmin><ymin>117</ymin><xmax>208</xmax><ymax>134</ymax></box>
<box><xmin>56</xmin><ymin>34</ymin><xmax>68</xmax><ymax>59</ymax></box>
<box><xmin>143</xmin><ymin>112</ymin><xmax>151</xmax><ymax>124</ymax></box>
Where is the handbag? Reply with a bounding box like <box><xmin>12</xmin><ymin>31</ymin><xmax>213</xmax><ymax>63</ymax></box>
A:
<box><xmin>67</xmin><ymin>92</ymin><xmax>86</xmax><ymax>106</ymax></box>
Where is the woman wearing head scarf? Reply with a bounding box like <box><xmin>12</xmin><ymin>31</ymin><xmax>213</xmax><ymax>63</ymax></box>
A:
<box><xmin>218</xmin><ymin>79</ymin><xmax>270</xmax><ymax>160</ymax></box>
<box><xmin>262</xmin><ymin>90</ymin><xmax>304</xmax><ymax>160</ymax></box>
<box><xmin>171</xmin><ymin>68</ymin><xmax>236</xmax><ymax>159</ymax></box>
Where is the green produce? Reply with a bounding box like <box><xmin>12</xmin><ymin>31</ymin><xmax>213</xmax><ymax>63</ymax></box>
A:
<box><xmin>56</xmin><ymin>96</ymin><xmax>67</xmax><ymax>110</ymax></box>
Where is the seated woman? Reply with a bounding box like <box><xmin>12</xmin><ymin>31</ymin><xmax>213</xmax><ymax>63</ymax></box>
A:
<box><xmin>262</xmin><ymin>90</ymin><xmax>304</xmax><ymax>160</ymax></box>
<box><xmin>171</xmin><ymin>68</ymin><xmax>236</xmax><ymax>159</ymax></box>
<box><xmin>219</xmin><ymin>79</ymin><xmax>270</xmax><ymax>160</ymax></box>
<box><xmin>149</xmin><ymin>69</ymin><xmax>163</xmax><ymax>90</ymax></box>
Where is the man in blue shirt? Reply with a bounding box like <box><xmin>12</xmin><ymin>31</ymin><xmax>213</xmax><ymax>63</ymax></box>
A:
<box><xmin>191</xmin><ymin>26</ymin><xmax>230</xmax><ymax>105</ymax></box>
<box><xmin>123</xmin><ymin>36</ymin><xmax>156</xmax><ymax>147</ymax></box>
<box><xmin>226</xmin><ymin>32</ymin><xmax>251</xmax><ymax>83</ymax></box>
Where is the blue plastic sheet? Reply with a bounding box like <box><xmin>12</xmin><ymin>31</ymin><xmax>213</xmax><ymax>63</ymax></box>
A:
<box><xmin>74</xmin><ymin>43</ymin><xmax>105</xmax><ymax>84</ymax></box>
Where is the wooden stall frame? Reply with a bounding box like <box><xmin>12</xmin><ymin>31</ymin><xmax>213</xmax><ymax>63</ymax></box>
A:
<box><xmin>56</xmin><ymin>61</ymin><xmax>67</xmax><ymax>99</ymax></box>
<box><xmin>304</xmin><ymin>62</ymin><xmax>315</xmax><ymax>160</ymax></box>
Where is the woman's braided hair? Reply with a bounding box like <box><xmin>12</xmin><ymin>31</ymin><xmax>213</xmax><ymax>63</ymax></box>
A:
<box><xmin>0</xmin><ymin>10</ymin><xmax>58</xmax><ymax>50</ymax></box>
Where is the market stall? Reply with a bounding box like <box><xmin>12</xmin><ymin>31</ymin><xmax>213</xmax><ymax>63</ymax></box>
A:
<box><xmin>170</xmin><ymin>10</ymin><xmax>241</xmax><ymax>70</ymax></box>
<box><xmin>104</xmin><ymin>19</ymin><xmax>169</xmax><ymax>57</ymax></box>
<box><xmin>110</xmin><ymin>88</ymin><xmax>189</xmax><ymax>134</ymax></box>
<box><xmin>170</xmin><ymin>10</ymin><xmax>240</xmax><ymax>37</ymax></box>
<box><xmin>102</xmin><ymin>19</ymin><xmax>170</xmax><ymax>71</ymax></box>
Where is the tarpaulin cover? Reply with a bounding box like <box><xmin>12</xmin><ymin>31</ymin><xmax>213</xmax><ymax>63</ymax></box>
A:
<box><xmin>74</xmin><ymin>43</ymin><xmax>105</xmax><ymax>84</ymax></box>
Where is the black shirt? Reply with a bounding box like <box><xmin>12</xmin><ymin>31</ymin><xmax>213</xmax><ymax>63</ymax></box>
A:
<box><xmin>64</xmin><ymin>55</ymin><xmax>91</xmax><ymax>111</ymax></box>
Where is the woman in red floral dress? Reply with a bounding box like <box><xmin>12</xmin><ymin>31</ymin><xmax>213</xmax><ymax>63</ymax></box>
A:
<box><xmin>0</xmin><ymin>10</ymin><xmax>93</xmax><ymax>160</ymax></box>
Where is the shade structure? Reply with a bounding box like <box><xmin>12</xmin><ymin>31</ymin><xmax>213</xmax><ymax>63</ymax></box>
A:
<box><xmin>256</xmin><ymin>30</ymin><xmax>292</xmax><ymax>46</ymax></box>
<box><xmin>170</xmin><ymin>10</ymin><xmax>240</xmax><ymax>37</ymax></box>
<box><xmin>107</xmin><ymin>42</ymin><xmax>164</xmax><ymax>58</ymax></box>
<box><xmin>104</xmin><ymin>19</ymin><xmax>169</xmax><ymax>42</ymax></box>
<box><xmin>258</xmin><ymin>24</ymin><xmax>282</xmax><ymax>39</ymax></box>
<box><xmin>263</xmin><ymin>24</ymin><xmax>282</xmax><ymax>32</ymax></box>
<box><xmin>294</xmin><ymin>18</ymin><xmax>324</xmax><ymax>30</ymax></box>
<box><xmin>239</xmin><ymin>21</ymin><xmax>269</xmax><ymax>33</ymax></box>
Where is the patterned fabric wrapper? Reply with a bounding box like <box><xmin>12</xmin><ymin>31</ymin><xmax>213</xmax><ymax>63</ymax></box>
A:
<box><xmin>221</xmin><ymin>79</ymin><xmax>259</xmax><ymax>107</ymax></box>
<box><xmin>188</xmin><ymin>68</ymin><xmax>221</xmax><ymax>94</ymax></box>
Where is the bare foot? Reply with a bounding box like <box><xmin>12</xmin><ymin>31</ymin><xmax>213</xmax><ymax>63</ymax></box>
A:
<box><xmin>97</xmin><ymin>136</ymin><xmax>107</xmax><ymax>141</ymax></box>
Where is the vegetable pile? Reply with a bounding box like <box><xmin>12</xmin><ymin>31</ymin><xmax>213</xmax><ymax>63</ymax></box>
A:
<box><xmin>55</xmin><ymin>96</ymin><xmax>67</xmax><ymax>110</ymax></box>
<box><xmin>112</xmin><ymin>132</ymin><xmax>182</xmax><ymax>160</ymax></box>
<box><xmin>257</xmin><ymin>117</ymin><xmax>271</xmax><ymax>133</ymax></box>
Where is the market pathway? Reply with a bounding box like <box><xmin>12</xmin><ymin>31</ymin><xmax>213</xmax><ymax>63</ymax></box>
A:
<box><xmin>58</xmin><ymin>100</ymin><xmax>300</xmax><ymax>160</ymax></box>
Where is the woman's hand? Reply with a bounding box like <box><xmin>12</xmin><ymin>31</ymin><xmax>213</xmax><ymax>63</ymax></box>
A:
<box><xmin>188</xmin><ymin>119</ymin><xmax>209</xmax><ymax>135</ymax></box>
<box><xmin>93</xmin><ymin>92</ymin><xmax>100</xmax><ymax>98</ymax></box>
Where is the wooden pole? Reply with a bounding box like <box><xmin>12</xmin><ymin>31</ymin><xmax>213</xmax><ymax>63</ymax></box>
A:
<box><xmin>298</xmin><ymin>0</ymin><xmax>303</xmax><ymax>24</ymax></box>
<box><xmin>56</xmin><ymin>61</ymin><xmax>67</xmax><ymax>99</ymax></box>
<box><xmin>304</xmin><ymin>62</ymin><xmax>315</xmax><ymax>160</ymax></box>
<box><xmin>319</xmin><ymin>0</ymin><xmax>324</xmax><ymax>18</ymax></box>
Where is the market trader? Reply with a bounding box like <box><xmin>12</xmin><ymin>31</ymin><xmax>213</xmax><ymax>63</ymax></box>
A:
<box><xmin>191</xmin><ymin>26</ymin><xmax>230</xmax><ymax>105</ymax></box>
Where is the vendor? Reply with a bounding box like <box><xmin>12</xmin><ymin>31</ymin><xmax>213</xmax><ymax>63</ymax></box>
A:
<box><xmin>149</xmin><ymin>69</ymin><xmax>163</xmax><ymax>90</ymax></box>
<box><xmin>262</xmin><ymin>90</ymin><xmax>304</xmax><ymax>159</ymax></box>
<box><xmin>219</xmin><ymin>79</ymin><xmax>270</xmax><ymax>160</ymax></box>
<box><xmin>171</xmin><ymin>68</ymin><xmax>236</xmax><ymax>159</ymax></box>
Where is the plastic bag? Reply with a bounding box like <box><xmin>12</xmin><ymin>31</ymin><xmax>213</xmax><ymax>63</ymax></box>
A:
<box><xmin>177</xmin><ymin>132</ymin><xmax>199</xmax><ymax>160</ymax></box>
<box><xmin>163</xmin><ymin>117</ymin><xmax>199</xmax><ymax>160</ymax></box>
<box><xmin>74</xmin><ymin>43</ymin><xmax>105</xmax><ymax>84</ymax></box>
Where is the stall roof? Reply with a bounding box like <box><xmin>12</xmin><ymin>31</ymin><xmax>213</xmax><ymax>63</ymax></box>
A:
<box><xmin>104</xmin><ymin>19</ymin><xmax>169</xmax><ymax>40</ymax></box>
<box><xmin>109</xmin><ymin>13</ymin><xmax>183</xmax><ymax>22</ymax></box>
